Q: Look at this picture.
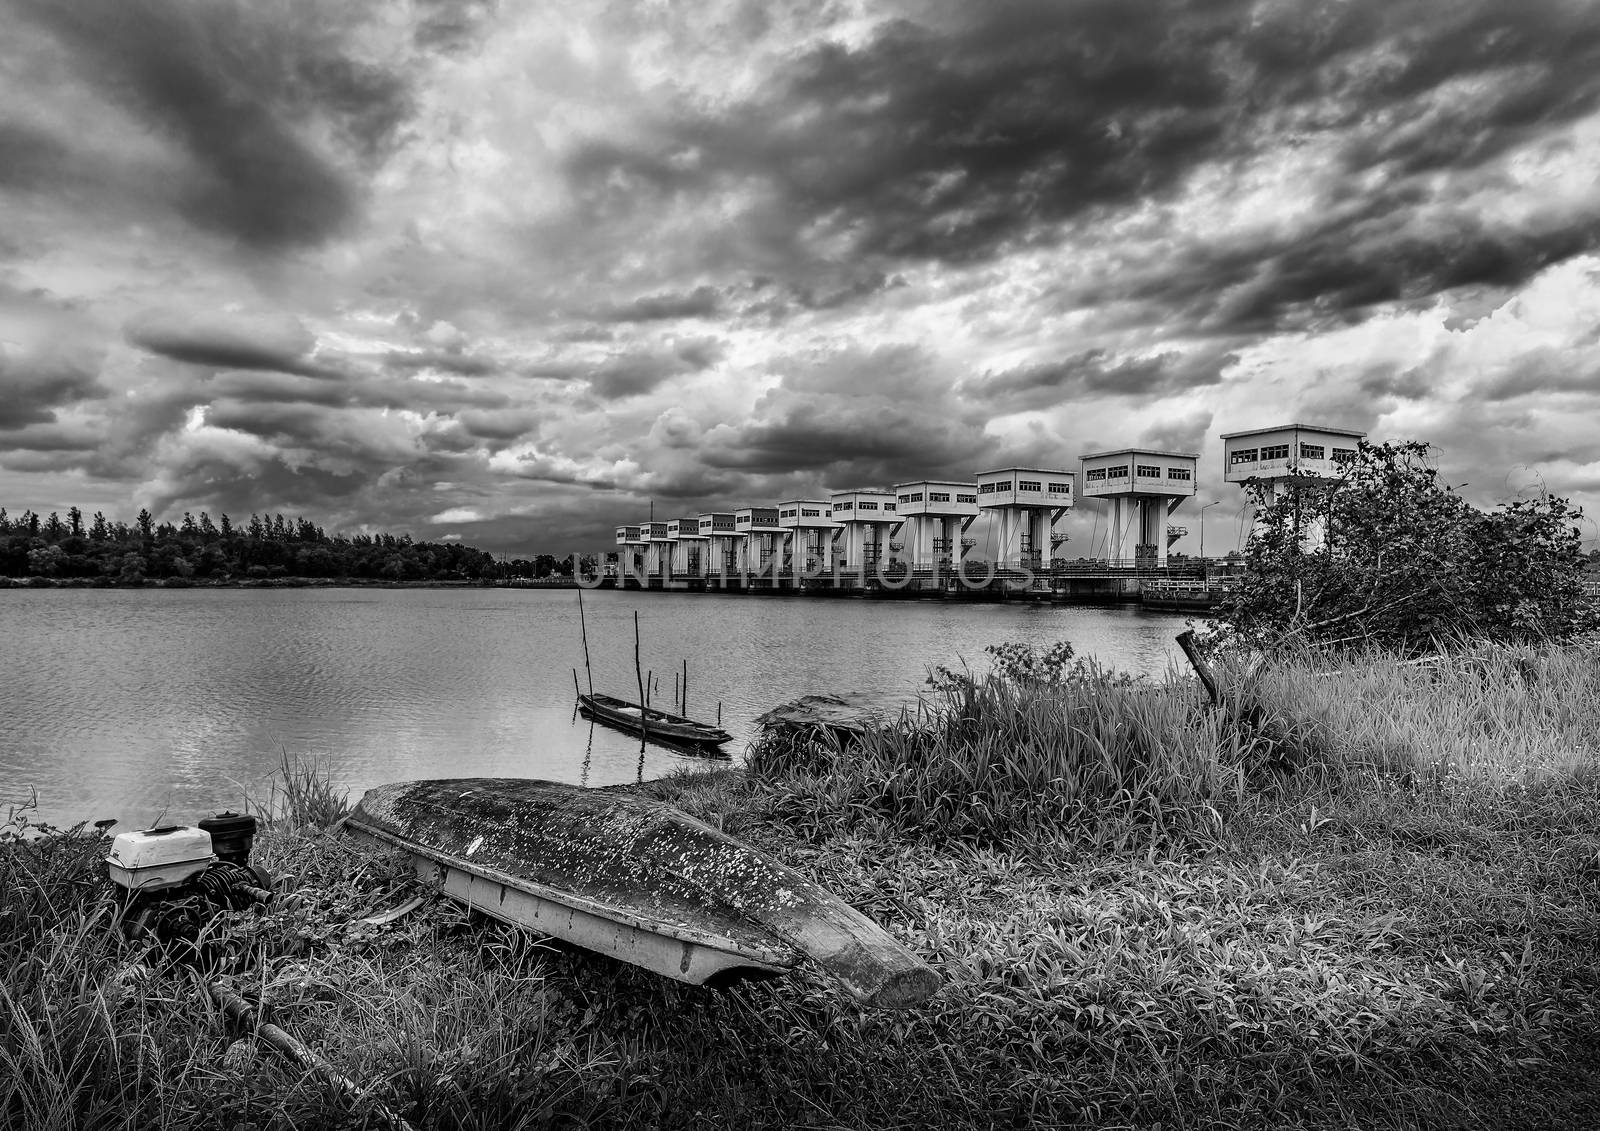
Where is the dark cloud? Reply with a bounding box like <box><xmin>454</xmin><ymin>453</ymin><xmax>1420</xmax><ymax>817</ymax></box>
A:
<box><xmin>586</xmin><ymin>338</ymin><xmax>724</xmax><ymax>400</ymax></box>
<box><xmin>0</xmin><ymin>122</ymin><xmax>71</xmax><ymax>191</ymax></box>
<box><xmin>568</xmin><ymin>1</ymin><xmax>1600</xmax><ymax>328</ymax></box>
<box><xmin>701</xmin><ymin>344</ymin><xmax>989</xmax><ymax>483</ymax></box>
<box><xmin>125</xmin><ymin>308</ymin><xmax>338</xmax><ymax>378</ymax></box>
<box><xmin>965</xmin><ymin>346</ymin><xmax>1233</xmax><ymax>412</ymax></box>
<box><xmin>1138</xmin><ymin>410</ymin><xmax>1215</xmax><ymax>455</ymax></box>
<box><xmin>1476</xmin><ymin>350</ymin><xmax>1600</xmax><ymax>401</ymax></box>
<box><xmin>201</xmin><ymin>400</ymin><xmax>331</xmax><ymax>442</ymax></box>
<box><xmin>457</xmin><ymin>408</ymin><xmax>539</xmax><ymax>442</ymax></box>
<box><xmin>384</xmin><ymin>349</ymin><xmax>498</xmax><ymax>377</ymax></box>
<box><xmin>14</xmin><ymin>0</ymin><xmax>412</xmax><ymax>249</ymax></box>
<box><xmin>0</xmin><ymin>420</ymin><xmax>101</xmax><ymax>453</ymax></box>
<box><xmin>0</xmin><ymin>345</ymin><xmax>104</xmax><ymax>428</ymax></box>
<box><xmin>1171</xmin><ymin>206</ymin><xmax>1600</xmax><ymax>333</ymax></box>
<box><xmin>600</xmin><ymin>285</ymin><xmax>720</xmax><ymax>322</ymax></box>
<box><xmin>1358</xmin><ymin>365</ymin><xmax>1434</xmax><ymax>400</ymax></box>
<box><xmin>411</xmin><ymin>0</ymin><xmax>498</xmax><ymax>54</ymax></box>
<box><xmin>208</xmin><ymin>370</ymin><xmax>350</xmax><ymax>407</ymax></box>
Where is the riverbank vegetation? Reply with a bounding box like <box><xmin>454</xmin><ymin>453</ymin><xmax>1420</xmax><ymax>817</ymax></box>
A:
<box><xmin>1218</xmin><ymin>440</ymin><xmax>1600</xmax><ymax>649</ymax></box>
<box><xmin>5</xmin><ymin>636</ymin><xmax>1597</xmax><ymax>1129</ymax></box>
<box><xmin>0</xmin><ymin>505</ymin><xmax>576</xmax><ymax>585</ymax></box>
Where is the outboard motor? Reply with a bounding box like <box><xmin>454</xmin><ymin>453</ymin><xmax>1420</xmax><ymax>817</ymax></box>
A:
<box><xmin>106</xmin><ymin>811</ymin><xmax>275</xmax><ymax>963</ymax></box>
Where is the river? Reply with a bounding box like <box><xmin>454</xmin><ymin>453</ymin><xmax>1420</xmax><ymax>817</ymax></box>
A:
<box><xmin>0</xmin><ymin>587</ymin><xmax>1194</xmax><ymax>829</ymax></box>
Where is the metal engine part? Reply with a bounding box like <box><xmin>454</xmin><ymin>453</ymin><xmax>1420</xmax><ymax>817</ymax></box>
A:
<box><xmin>110</xmin><ymin>812</ymin><xmax>275</xmax><ymax>965</ymax></box>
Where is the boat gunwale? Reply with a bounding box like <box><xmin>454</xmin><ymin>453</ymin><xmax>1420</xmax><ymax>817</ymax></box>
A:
<box><xmin>578</xmin><ymin>692</ymin><xmax>732</xmax><ymax>743</ymax></box>
<box><xmin>346</xmin><ymin>814</ymin><xmax>797</xmax><ymax>968</ymax></box>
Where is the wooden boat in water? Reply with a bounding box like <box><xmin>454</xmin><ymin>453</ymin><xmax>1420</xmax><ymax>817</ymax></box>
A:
<box><xmin>347</xmin><ymin>778</ymin><xmax>939</xmax><ymax>1009</ymax></box>
<box><xmin>577</xmin><ymin>691</ymin><xmax>732</xmax><ymax>748</ymax></box>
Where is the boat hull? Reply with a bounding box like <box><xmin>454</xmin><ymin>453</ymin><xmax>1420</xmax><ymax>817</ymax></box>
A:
<box><xmin>577</xmin><ymin>693</ymin><xmax>732</xmax><ymax>747</ymax></box>
<box><xmin>351</xmin><ymin>820</ymin><xmax>788</xmax><ymax>984</ymax></box>
<box><xmin>347</xmin><ymin>778</ymin><xmax>939</xmax><ymax>1008</ymax></box>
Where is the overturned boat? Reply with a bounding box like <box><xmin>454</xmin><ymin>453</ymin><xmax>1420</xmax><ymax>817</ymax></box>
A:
<box><xmin>347</xmin><ymin>778</ymin><xmax>938</xmax><ymax>1009</ymax></box>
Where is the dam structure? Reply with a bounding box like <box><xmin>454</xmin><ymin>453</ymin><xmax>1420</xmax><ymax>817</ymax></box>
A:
<box><xmin>1078</xmin><ymin>448</ymin><xmax>1199</xmax><ymax>569</ymax></box>
<box><xmin>830</xmin><ymin>489</ymin><xmax>900</xmax><ymax>577</ymax></box>
<box><xmin>894</xmin><ymin>481</ymin><xmax>979</xmax><ymax>576</ymax></box>
<box><xmin>1222</xmin><ymin>424</ymin><xmax>1365</xmax><ymax>550</ymax></box>
<box><xmin>594</xmin><ymin>422</ymin><xmax>1364</xmax><ymax>601</ymax></box>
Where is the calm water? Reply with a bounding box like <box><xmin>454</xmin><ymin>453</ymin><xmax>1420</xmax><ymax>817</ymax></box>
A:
<box><xmin>0</xmin><ymin>588</ymin><xmax>1192</xmax><ymax>829</ymax></box>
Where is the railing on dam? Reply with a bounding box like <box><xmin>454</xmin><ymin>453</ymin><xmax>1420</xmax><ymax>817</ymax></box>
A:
<box><xmin>584</xmin><ymin>558</ymin><xmax>1242</xmax><ymax>586</ymax></box>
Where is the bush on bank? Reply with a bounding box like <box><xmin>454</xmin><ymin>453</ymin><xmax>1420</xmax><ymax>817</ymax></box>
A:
<box><xmin>4</xmin><ymin>641</ymin><xmax>1599</xmax><ymax>1129</ymax></box>
<box><xmin>1216</xmin><ymin>439</ymin><xmax>1599</xmax><ymax>650</ymax></box>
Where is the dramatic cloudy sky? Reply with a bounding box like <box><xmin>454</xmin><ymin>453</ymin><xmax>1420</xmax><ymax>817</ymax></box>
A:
<box><xmin>3</xmin><ymin>0</ymin><xmax>1599</xmax><ymax>555</ymax></box>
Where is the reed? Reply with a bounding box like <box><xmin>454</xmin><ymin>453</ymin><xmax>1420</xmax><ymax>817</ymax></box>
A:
<box><xmin>749</xmin><ymin>649</ymin><xmax>1248</xmax><ymax>848</ymax></box>
<box><xmin>1215</xmin><ymin>636</ymin><xmax>1600</xmax><ymax>782</ymax></box>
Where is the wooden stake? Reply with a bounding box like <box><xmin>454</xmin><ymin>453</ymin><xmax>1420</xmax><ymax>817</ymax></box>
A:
<box><xmin>633</xmin><ymin>611</ymin><xmax>647</xmax><ymax>743</ymax></box>
<box><xmin>576</xmin><ymin>590</ymin><xmax>594</xmax><ymax>695</ymax></box>
<box><xmin>682</xmin><ymin>659</ymin><xmax>688</xmax><ymax>718</ymax></box>
<box><xmin>1176</xmin><ymin>630</ymin><xmax>1221</xmax><ymax>708</ymax></box>
<box><xmin>573</xmin><ymin>668</ymin><xmax>580</xmax><ymax>698</ymax></box>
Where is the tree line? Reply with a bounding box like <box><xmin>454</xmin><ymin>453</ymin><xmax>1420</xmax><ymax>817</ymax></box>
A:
<box><xmin>0</xmin><ymin>506</ymin><xmax>569</xmax><ymax>584</ymax></box>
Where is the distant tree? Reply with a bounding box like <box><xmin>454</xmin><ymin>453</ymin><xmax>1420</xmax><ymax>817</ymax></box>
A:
<box><xmin>136</xmin><ymin>509</ymin><xmax>154</xmax><ymax>540</ymax></box>
<box><xmin>0</xmin><ymin>508</ymin><xmax>8</xmax><ymax>534</ymax></box>
<box><xmin>1219</xmin><ymin>440</ymin><xmax>1598</xmax><ymax>650</ymax></box>
<box><xmin>181</xmin><ymin>512</ymin><xmax>199</xmax><ymax>537</ymax></box>
<box><xmin>116</xmin><ymin>552</ymin><xmax>146</xmax><ymax>585</ymax></box>
<box><xmin>26</xmin><ymin>545</ymin><xmax>64</xmax><ymax>576</ymax></box>
<box><xmin>199</xmin><ymin>512</ymin><xmax>218</xmax><ymax>538</ymax></box>
<box><xmin>219</xmin><ymin>513</ymin><xmax>233</xmax><ymax>538</ymax></box>
<box><xmin>67</xmin><ymin>507</ymin><xmax>83</xmax><ymax>538</ymax></box>
<box><xmin>90</xmin><ymin>511</ymin><xmax>109</xmax><ymax>541</ymax></box>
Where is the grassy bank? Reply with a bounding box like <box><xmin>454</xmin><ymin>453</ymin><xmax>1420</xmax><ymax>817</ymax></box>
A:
<box><xmin>4</xmin><ymin>642</ymin><xmax>1598</xmax><ymax>1129</ymax></box>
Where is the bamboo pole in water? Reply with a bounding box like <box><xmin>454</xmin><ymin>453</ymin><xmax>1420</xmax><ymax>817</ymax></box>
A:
<box><xmin>682</xmin><ymin>659</ymin><xmax>688</xmax><ymax>718</ymax></box>
<box><xmin>576</xmin><ymin>590</ymin><xmax>594</xmax><ymax>696</ymax></box>
<box><xmin>633</xmin><ymin>611</ymin><xmax>647</xmax><ymax>743</ymax></box>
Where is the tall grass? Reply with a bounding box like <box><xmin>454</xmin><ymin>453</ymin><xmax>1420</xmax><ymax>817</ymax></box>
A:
<box><xmin>749</xmin><ymin>657</ymin><xmax>1248</xmax><ymax>848</ymax></box>
<box><xmin>1217</xmin><ymin>637</ymin><xmax>1600</xmax><ymax>781</ymax></box>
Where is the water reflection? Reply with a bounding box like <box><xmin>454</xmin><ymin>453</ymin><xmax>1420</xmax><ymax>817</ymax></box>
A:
<box><xmin>0</xmin><ymin>587</ymin><xmax>1193</xmax><ymax>827</ymax></box>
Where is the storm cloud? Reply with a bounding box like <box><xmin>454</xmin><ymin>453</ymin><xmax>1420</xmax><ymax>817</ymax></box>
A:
<box><xmin>2</xmin><ymin>1</ymin><xmax>1599</xmax><ymax>553</ymax></box>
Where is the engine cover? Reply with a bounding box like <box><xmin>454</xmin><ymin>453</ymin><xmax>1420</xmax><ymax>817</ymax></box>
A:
<box><xmin>106</xmin><ymin>826</ymin><xmax>216</xmax><ymax>892</ymax></box>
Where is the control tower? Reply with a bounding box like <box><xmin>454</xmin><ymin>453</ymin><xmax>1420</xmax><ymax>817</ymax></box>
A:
<box><xmin>1079</xmin><ymin>448</ymin><xmax>1199</xmax><ymax>567</ymax></box>
<box><xmin>829</xmin><ymin>489</ymin><xmax>899</xmax><ymax>575</ymax></box>
<box><xmin>893</xmin><ymin>480</ymin><xmax>979</xmax><ymax>573</ymax></box>
<box><xmin>733</xmin><ymin>507</ymin><xmax>783</xmax><ymax>575</ymax></box>
<box><xmin>666</xmin><ymin>516</ymin><xmax>708</xmax><ymax>578</ymax></box>
<box><xmin>776</xmin><ymin>499</ymin><xmax>838</xmax><ymax>580</ymax></box>
<box><xmin>697</xmin><ymin>512</ymin><xmax>738</xmax><ymax>579</ymax></box>
<box><xmin>639</xmin><ymin>520</ymin><xmax>671</xmax><ymax>579</ymax></box>
<box><xmin>974</xmin><ymin>468</ymin><xmax>1074</xmax><ymax>568</ymax></box>
<box><xmin>1222</xmin><ymin>423</ymin><xmax>1365</xmax><ymax>547</ymax></box>
<box><xmin>614</xmin><ymin>525</ymin><xmax>646</xmax><ymax>584</ymax></box>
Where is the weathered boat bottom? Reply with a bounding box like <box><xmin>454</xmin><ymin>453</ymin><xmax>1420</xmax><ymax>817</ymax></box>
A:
<box><xmin>350</xmin><ymin>822</ymin><xmax>794</xmax><ymax>985</ymax></box>
<box><xmin>346</xmin><ymin>778</ymin><xmax>940</xmax><ymax>1008</ymax></box>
